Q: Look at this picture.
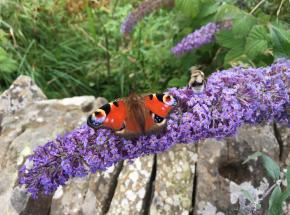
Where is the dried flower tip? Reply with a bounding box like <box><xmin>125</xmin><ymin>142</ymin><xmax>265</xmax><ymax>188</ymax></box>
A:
<box><xmin>121</xmin><ymin>0</ymin><xmax>174</xmax><ymax>36</ymax></box>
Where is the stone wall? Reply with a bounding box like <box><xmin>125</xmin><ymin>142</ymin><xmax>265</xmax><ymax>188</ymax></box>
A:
<box><xmin>0</xmin><ymin>76</ymin><xmax>289</xmax><ymax>215</ymax></box>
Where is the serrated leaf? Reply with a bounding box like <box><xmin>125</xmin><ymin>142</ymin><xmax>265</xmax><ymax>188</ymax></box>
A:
<box><xmin>245</xmin><ymin>25</ymin><xmax>269</xmax><ymax>58</ymax></box>
<box><xmin>269</xmin><ymin>24</ymin><xmax>290</xmax><ymax>58</ymax></box>
<box><xmin>197</xmin><ymin>1</ymin><xmax>218</xmax><ymax>19</ymax></box>
<box><xmin>232</xmin><ymin>14</ymin><xmax>256</xmax><ymax>38</ymax></box>
<box><xmin>215</xmin><ymin>3</ymin><xmax>241</xmax><ymax>21</ymax></box>
<box><xmin>175</xmin><ymin>0</ymin><xmax>200</xmax><ymax>18</ymax></box>
<box><xmin>261</xmin><ymin>155</ymin><xmax>280</xmax><ymax>181</ymax></box>
<box><xmin>245</xmin><ymin>39</ymin><xmax>268</xmax><ymax>59</ymax></box>
<box><xmin>241</xmin><ymin>189</ymin><xmax>255</xmax><ymax>203</ymax></box>
<box><xmin>216</xmin><ymin>30</ymin><xmax>243</xmax><ymax>49</ymax></box>
<box><xmin>243</xmin><ymin>151</ymin><xmax>263</xmax><ymax>164</ymax></box>
<box><xmin>224</xmin><ymin>39</ymin><xmax>246</xmax><ymax>65</ymax></box>
<box><xmin>248</xmin><ymin>25</ymin><xmax>269</xmax><ymax>41</ymax></box>
<box><xmin>268</xmin><ymin>186</ymin><xmax>283</xmax><ymax>215</ymax></box>
<box><xmin>224</xmin><ymin>48</ymin><xmax>244</xmax><ymax>64</ymax></box>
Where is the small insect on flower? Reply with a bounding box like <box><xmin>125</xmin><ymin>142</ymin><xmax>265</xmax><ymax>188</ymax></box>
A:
<box><xmin>87</xmin><ymin>93</ymin><xmax>178</xmax><ymax>138</ymax></box>
<box><xmin>187</xmin><ymin>66</ymin><xmax>206</xmax><ymax>93</ymax></box>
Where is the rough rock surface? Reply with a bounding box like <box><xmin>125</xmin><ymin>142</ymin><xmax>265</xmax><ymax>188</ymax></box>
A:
<box><xmin>150</xmin><ymin>144</ymin><xmax>198</xmax><ymax>215</ymax></box>
<box><xmin>50</xmin><ymin>162</ymin><xmax>123</xmax><ymax>215</ymax></box>
<box><xmin>195</xmin><ymin>125</ymin><xmax>282</xmax><ymax>215</ymax></box>
<box><xmin>50</xmin><ymin>163</ymin><xmax>122</xmax><ymax>215</ymax></box>
<box><xmin>107</xmin><ymin>156</ymin><xmax>154</xmax><ymax>215</ymax></box>
<box><xmin>0</xmin><ymin>75</ymin><xmax>46</xmax><ymax>115</ymax></box>
<box><xmin>0</xmin><ymin>76</ymin><xmax>289</xmax><ymax>215</ymax></box>
<box><xmin>275</xmin><ymin>123</ymin><xmax>290</xmax><ymax>166</ymax></box>
<box><xmin>0</xmin><ymin>76</ymin><xmax>106</xmax><ymax>215</ymax></box>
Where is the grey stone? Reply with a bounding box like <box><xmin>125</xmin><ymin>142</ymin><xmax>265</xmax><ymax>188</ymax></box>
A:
<box><xmin>194</xmin><ymin>124</ymin><xmax>280</xmax><ymax>214</ymax></box>
<box><xmin>0</xmin><ymin>76</ymin><xmax>106</xmax><ymax>215</ymax></box>
<box><xmin>107</xmin><ymin>156</ymin><xmax>154</xmax><ymax>215</ymax></box>
<box><xmin>50</xmin><ymin>176</ymin><xmax>90</xmax><ymax>215</ymax></box>
<box><xmin>150</xmin><ymin>144</ymin><xmax>198</xmax><ymax>215</ymax></box>
<box><xmin>10</xmin><ymin>187</ymin><xmax>30</xmax><ymax>214</ymax></box>
<box><xmin>0</xmin><ymin>75</ymin><xmax>46</xmax><ymax>115</ymax></box>
<box><xmin>275</xmin><ymin>123</ymin><xmax>290</xmax><ymax>166</ymax></box>
<box><xmin>50</xmin><ymin>162</ymin><xmax>123</xmax><ymax>215</ymax></box>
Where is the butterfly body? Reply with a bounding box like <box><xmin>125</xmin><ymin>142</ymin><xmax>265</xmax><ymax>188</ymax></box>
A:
<box><xmin>87</xmin><ymin>93</ymin><xmax>177</xmax><ymax>137</ymax></box>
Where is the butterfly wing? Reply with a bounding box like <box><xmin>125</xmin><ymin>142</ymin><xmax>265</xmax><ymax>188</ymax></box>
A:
<box><xmin>87</xmin><ymin>100</ymin><xmax>126</xmax><ymax>131</ymax></box>
<box><xmin>144</xmin><ymin>93</ymin><xmax>177</xmax><ymax>129</ymax></box>
<box><xmin>145</xmin><ymin>93</ymin><xmax>177</xmax><ymax>117</ymax></box>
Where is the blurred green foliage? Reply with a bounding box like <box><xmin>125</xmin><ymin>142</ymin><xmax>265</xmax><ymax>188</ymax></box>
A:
<box><xmin>0</xmin><ymin>0</ymin><xmax>181</xmax><ymax>98</ymax></box>
<box><xmin>0</xmin><ymin>0</ymin><xmax>289</xmax><ymax>99</ymax></box>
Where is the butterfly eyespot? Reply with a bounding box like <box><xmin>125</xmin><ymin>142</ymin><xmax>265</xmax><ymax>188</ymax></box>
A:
<box><xmin>87</xmin><ymin>109</ymin><xmax>106</xmax><ymax>128</ymax></box>
<box><xmin>162</xmin><ymin>94</ymin><xmax>177</xmax><ymax>106</ymax></box>
<box><xmin>95</xmin><ymin>111</ymin><xmax>104</xmax><ymax>118</ymax></box>
<box><xmin>152</xmin><ymin>113</ymin><xmax>166</xmax><ymax>125</ymax></box>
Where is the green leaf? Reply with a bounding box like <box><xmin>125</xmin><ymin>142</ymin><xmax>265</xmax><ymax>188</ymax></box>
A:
<box><xmin>269</xmin><ymin>24</ymin><xmax>290</xmax><ymax>58</ymax></box>
<box><xmin>245</xmin><ymin>25</ymin><xmax>269</xmax><ymax>59</ymax></box>
<box><xmin>248</xmin><ymin>25</ymin><xmax>269</xmax><ymax>41</ymax></box>
<box><xmin>175</xmin><ymin>0</ymin><xmax>200</xmax><ymax>18</ymax></box>
<box><xmin>167</xmin><ymin>75</ymin><xmax>188</xmax><ymax>87</ymax></box>
<box><xmin>281</xmin><ymin>190</ymin><xmax>290</xmax><ymax>202</ymax></box>
<box><xmin>268</xmin><ymin>186</ymin><xmax>283</xmax><ymax>215</ymax></box>
<box><xmin>241</xmin><ymin>189</ymin><xmax>255</xmax><ymax>203</ymax></box>
<box><xmin>215</xmin><ymin>3</ymin><xmax>242</xmax><ymax>21</ymax></box>
<box><xmin>244</xmin><ymin>152</ymin><xmax>280</xmax><ymax>180</ymax></box>
<box><xmin>224</xmin><ymin>45</ymin><xmax>245</xmax><ymax>65</ymax></box>
<box><xmin>245</xmin><ymin>40</ymin><xmax>268</xmax><ymax>59</ymax></box>
<box><xmin>196</xmin><ymin>1</ymin><xmax>218</xmax><ymax>19</ymax></box>
<box><xmin>232</xmin><ymin>14</ymin><xmax>256</xmax><ymax>38</ymax></box>
<box><xmin>261</xmin><ymin>155</ymin><xmax>280</xmax><ymax>181</ymax></box>
<box><xmin>216</xmin><ymin>30</ymin><xmax>244</xmax><ymax>49</ymax></box>
<box><xmin>243</xmin><ymin>151</ymin><xmax>263</xmax><ymax>164</ymax></box>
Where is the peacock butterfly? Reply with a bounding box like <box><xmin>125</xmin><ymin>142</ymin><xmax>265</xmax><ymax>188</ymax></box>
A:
<box><xmin>87</xmin><ymin>93</ymin><xmax>177</xmax><ymax>137</ymax></box>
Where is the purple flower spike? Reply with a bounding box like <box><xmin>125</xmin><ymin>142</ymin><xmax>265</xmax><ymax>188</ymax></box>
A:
<box><xmin>121</xmin><ymin>0</ymin><xmax>174</xmax><ymax>36</ymax></box>
<box><xmin>19</xmin><ymin>59</ymin><xmax>289</xmax><ymax>198</ymax></box>
<box><xmin>171</xmin><ymin>21</ymin><xmax>232</xmax><ymax>56</ymax></box>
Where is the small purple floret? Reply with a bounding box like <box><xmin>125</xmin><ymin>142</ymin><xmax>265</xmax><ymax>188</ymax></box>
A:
<box><xmin>19</xmin><ymin>59</ymin><xmax>289</xmax><ymax>198</ymax></box>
